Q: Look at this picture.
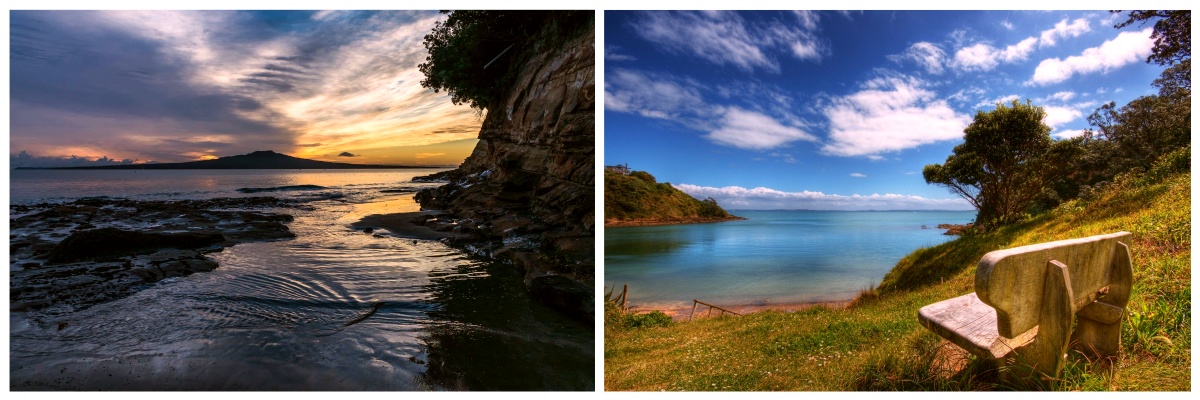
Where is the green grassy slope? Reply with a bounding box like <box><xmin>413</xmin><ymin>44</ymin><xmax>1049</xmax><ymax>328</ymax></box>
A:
<box><xmin>604</xmin><ymin>170</ymin><xmax>740</xmax><ymax>225</ymax></box>
<box><xmin>605</xmin><ymin>171</ymin><xmax>1190</xmax><ymax>391</ymax></box>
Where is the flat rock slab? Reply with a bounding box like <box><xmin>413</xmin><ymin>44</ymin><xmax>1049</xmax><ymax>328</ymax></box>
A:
<box><xmin>351</xmin><ymin>211</ymin><xmax>468</xmax><ymax>240</ymax></box>
<box><xmin>918</xmin><ymin>293</ymin><xmax>1036</xmax><ymax>360</ymax></box>
<box><xmin>9</xmin><ymin>196</ymin><xmax>298</xmax><ymax>314</ymax></box>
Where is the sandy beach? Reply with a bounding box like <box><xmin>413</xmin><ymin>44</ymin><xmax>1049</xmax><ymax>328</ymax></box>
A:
<box><xmin>624</xmin><ymin>299</ymin><xmax>852</xmax><ymax>321</ymax></box>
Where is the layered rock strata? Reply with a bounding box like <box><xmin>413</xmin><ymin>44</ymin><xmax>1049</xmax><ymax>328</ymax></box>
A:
<box><xmin>415</xmin><ymin>27</ymin><xmax>595</xmax><ymax>322</ymax></box>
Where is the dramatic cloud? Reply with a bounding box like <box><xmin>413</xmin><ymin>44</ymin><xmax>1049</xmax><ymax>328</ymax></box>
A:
<box><xmin>1030</xmin><ymin>28</ymin><xmax>1154</xmax><ymax>85</ymax></box>
<box><xmin>705</xmin><ymin>107</ymin><xmax>817</xmax><ymax>150</ymax></box>
<box><xmin>950</xmin><ymin>37</ymin><xmax>1037</xmax><ymax>72</ymax></box>
<box><xmin>1039</xmin><ymin>18</ymin><xmax>1090</xmax><ymax>47</ymax></box>
<box><xmin>675</xmin><ymin>183</ymin><xmax>973</xmax><ymax>211</ymax></box>
<box><xmin>821</xmin><ymin>75</ymin><xmax>971</xmax><ymax>159</ymax></box>
<box><xmin>628</xmin><ymin>10</ymin><xmax>826</xmax><ymax>73</ymax></box>
<box><xmin>889</xmin><ymin>42</ymin><xmax>947</xmax><ymax>74</ymax></box>
<box><xmin>9</xmin><ymin>11</ymin><xmax>481</xmax><ymax>165</ymax></box>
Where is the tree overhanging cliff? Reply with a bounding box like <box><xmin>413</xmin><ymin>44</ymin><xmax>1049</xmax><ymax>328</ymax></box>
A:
<box><xmin>414</xmin><ymin>11</ymin><xmax>594</xmax><ymax>322</ymax></box>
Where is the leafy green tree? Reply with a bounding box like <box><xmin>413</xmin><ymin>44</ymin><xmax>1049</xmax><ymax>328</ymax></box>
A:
<box><xmin>418</xmin><ymin>11</ymin><xmax>592</xmax><ymax>111</ymax></box>
<box><xmin>924</xmin><ymin>100</ymin><xmax>1067</xmax><ymax>226</ymax></box>
<box><xmin>1087</xmin><ymin>94</ymin><xmax>1189</xmax><ymax>172</ymax></box>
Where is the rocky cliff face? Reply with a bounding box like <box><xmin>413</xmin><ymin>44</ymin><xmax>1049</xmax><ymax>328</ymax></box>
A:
<box><xmin>415</xmin><ymin>27</ymin><xmax>594</xmax><ymax>321</ymax></box>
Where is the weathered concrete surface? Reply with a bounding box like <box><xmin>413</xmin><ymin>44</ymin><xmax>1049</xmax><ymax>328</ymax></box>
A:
<box><xmin>414</xmin><ymin>25</ymin><xmax>594</xmax><ymax>322</ymax></box>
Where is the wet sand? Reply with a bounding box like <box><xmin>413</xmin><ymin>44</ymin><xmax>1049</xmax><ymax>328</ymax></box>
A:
<box><xmin>625</xmin><ymin>299</ymin><xmax>851</xmax><ymax>321</ymax></box>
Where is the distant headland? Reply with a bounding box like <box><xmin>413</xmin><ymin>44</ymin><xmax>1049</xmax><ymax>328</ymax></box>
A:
<box><xmin>15</xmin><ymin>150</ymin><xmax>446</xmax><ymax>170</ymax></box>
<box><xmin>604</xmin><ymin>166</ymin><xmax>745</xmax><ymax>227</ymax></box>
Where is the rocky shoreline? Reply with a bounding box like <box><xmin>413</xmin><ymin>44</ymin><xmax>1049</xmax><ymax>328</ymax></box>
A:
<box><xmin>936</xmin><ymin>223</ymin><xmax>974</xmax><ymax>235</ymax></box>
<box><xmin>9</xmin><ymin>197</ymin><xmax>300</xmax><ymax>313</ymax></box>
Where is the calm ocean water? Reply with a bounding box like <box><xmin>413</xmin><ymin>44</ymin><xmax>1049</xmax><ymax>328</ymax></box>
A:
<box><xmin>604</xmin><ymin>210</ymin><xmax>975</xmax><ymax>308</ymax></box>
<box><xmin>8</xmin><ymin>169</ymin><xmax>593</xmax><ymax>390</ymax></box>
<box><xmin>8</xmin><ymin>168</ymin><xmax>449</xmax><ymax>205</ymax></box>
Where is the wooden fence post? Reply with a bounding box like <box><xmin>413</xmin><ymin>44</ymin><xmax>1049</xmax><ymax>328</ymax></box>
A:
<box><xmin>620</xmin><ymin>284</ymin><xmax>628</xmax><ymax>311</ymax></box>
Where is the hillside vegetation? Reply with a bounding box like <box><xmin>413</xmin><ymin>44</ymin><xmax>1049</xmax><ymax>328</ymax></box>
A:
<box><xmin>604</xmin><ymin>170</ymin><xmax>743</xmax><ymax>226</ymax></box>
<box><xmin>605</xmin><ymin>168</ymin><xmax>1190</xmax><ymax>391</ymax></box>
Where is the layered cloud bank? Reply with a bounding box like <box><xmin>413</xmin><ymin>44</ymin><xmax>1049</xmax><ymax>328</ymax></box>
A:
<box><xmin>10</xmin><ymin>11</ymin><xmax>480</xmax><ymax>165</ymax></box>
<box><xmin>676</xmin><ymin>183</ymin><xmax>974</xmax><ymax>211</ymax></box>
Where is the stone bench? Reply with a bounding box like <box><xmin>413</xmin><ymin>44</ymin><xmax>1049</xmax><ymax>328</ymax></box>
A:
<box><xmin>917</xmin><ymin>232</ymin><xmax>1134</xmax><ymax>387</ymax></box>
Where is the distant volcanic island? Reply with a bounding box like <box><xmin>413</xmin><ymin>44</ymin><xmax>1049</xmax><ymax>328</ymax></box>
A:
<box><xmin>17</xmin><ymin>151</ymin><xmax>436</xmax><ymax>170</ymax></box>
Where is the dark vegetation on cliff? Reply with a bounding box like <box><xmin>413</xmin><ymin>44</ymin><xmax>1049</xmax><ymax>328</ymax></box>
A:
<box><xmin>413</xmin><ymin>11</ymin><xmax>594</xmax><ymax>322</ymax></box>
<box><xmin>604</xmin><ymin>170</ymin><xmax>742</xmax><ymax>226</ymax></box>
<box><xmin>419</xmin><ymin>11</ymin><xmax>593</xmax><ymax>111</ymax></box>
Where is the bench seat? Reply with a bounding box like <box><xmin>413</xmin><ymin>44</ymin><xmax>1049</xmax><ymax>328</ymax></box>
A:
<box><xmin>918</xmin><ymin>293</ymin><xmax>1037</xmax><ymax>360</ymax></box>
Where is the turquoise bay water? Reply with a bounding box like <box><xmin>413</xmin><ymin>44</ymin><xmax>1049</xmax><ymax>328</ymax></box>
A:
<box><xmin>604</xmin><ymin>210</ymin><xmax>975</xmax><ymax>308</ymax></box>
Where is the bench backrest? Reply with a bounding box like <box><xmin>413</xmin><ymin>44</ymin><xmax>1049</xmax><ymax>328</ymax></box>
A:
<box><xmin>976</xmin><ymin>231</ymin><xmax>1131</xmax><ymax>338</ymax></box>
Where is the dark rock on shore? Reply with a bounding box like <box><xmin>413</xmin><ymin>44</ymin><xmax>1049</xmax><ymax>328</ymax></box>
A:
<box><xmin>9</xmin><ymin>196</ymin><xmax>299</xmax><ymax>313</ymax></box>
<box><xmin>46</xmin><ymin>228</ymin><xmax>224</xmax><ymax>264</ymax></box>
<box><xmin>937</xmin><ymin>223</ymin><xmax>974</xmax><ymax>236</ymax></box>
<box><xmin>414</xmin><ymin>26</ymin><xmax>595</xmax><ymax>322</ymax></box>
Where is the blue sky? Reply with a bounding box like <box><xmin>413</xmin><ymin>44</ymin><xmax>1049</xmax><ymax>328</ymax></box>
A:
<box><xmin>604</xmin><ymin>10</ymin><xmax>1167</xmax><ymax>211</ymax></box>
<box><xmin>9</xmin><ymin>10</ymin><xmax>480</xmax><ymax>167</ymax></box>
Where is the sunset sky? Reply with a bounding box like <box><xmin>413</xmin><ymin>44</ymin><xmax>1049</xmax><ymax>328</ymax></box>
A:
<box><xmin>606</xmin><ymin>10</ymin><xmax>1167</xmax><ymax>210</ymax></box>
<box><xmin>10</xmin><ymin>10</ymin><xmax>482</xmax><ymax>167</ymax></box>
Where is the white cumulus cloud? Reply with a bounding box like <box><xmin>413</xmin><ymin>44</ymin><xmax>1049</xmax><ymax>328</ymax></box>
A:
<box><xmin>1043</xmin><ymin>106</ymin><xmax>1084</xmax><ymax>127</ymax></box>
<box><xmin>1052</xmin><ymin>129</ymin><xmax>1088</xmax><ymax>139</ymax></box>
<box><xmin>1039</xmin><ymin>18</ymin><xmax>1090</xmax><ymax>47</ymax></box>
<box><xmin>975</xmin><ymin>94</ymin><xmax>1020</xmax><ymax>108</ymax></box>
<box><xmin>675</xmin><ymin>183</ymin><xmax>974</xmax><ymax>211</ymax></box>
<box><xmin>821</xmin><ymin>75</ymin><xmax>971</xmax><ymax>159</ymax></box>
<box><xmin>950</xmin><ymin>37</ymin><xmax>1037</xmax><ymax>72</ymax></box>
<box><xmin>1030</xmin><ymin>28</ymin><xmax>1154</xmax><ymax>86</ymax></box>
<box><xmin>889</xmin><ymin>42</ymin><xmax>947</xmax><ymax>74</ymax></box>
<box><xmin>705</xmin><ymin>107</ymin><xmax>817</xmax><ymax>150</ymax></box>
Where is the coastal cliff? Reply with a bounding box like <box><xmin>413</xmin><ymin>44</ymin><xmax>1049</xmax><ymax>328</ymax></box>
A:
<box><xmin>415</xmin><ymin>25</ymin><xmax>594</xmax><ymax>321</ymax></box>
<box><xmin>604</xmin><ymin>169</ymin><xmax>743</xmax><ymax>227</ymax></box>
